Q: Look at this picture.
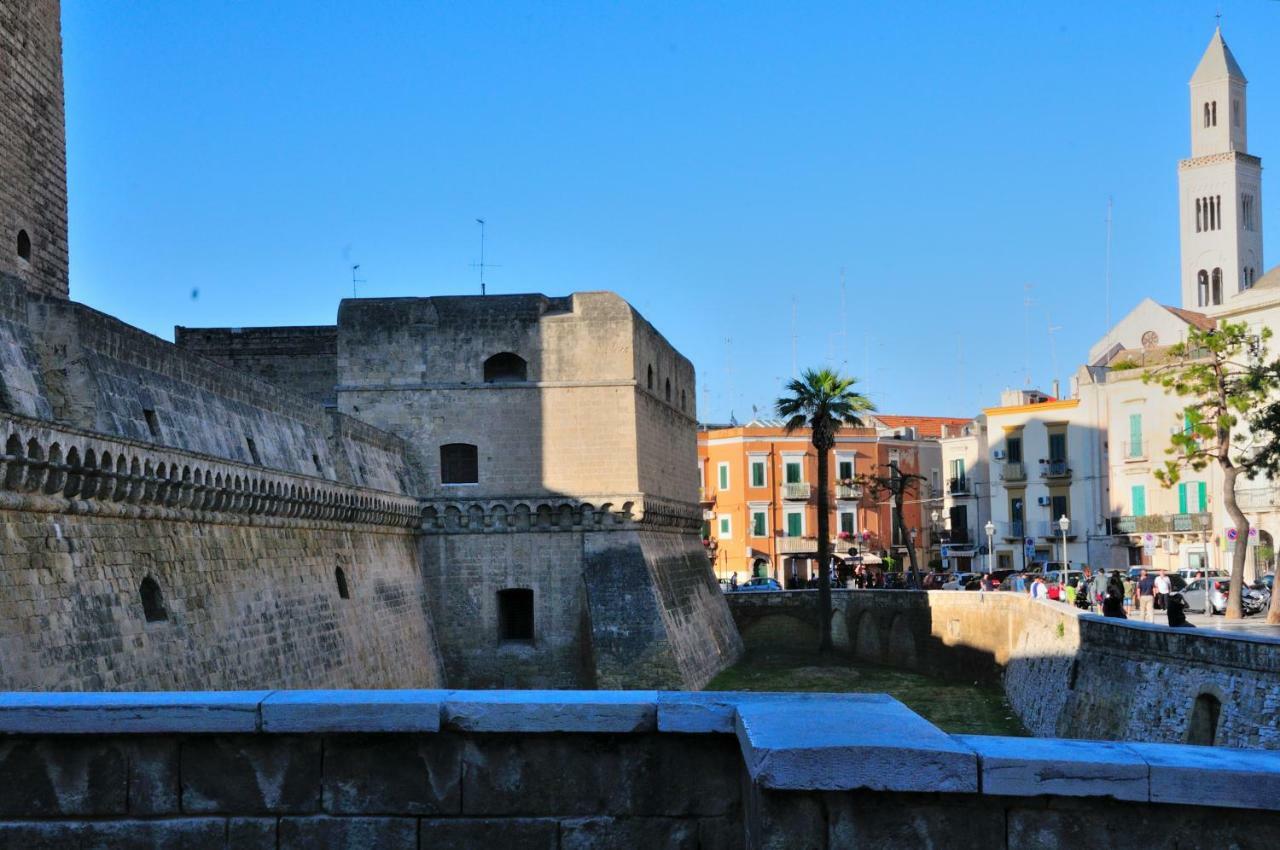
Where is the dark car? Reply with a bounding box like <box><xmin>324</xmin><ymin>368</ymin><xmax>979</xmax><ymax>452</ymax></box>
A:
<box><xmin>737</xmin><ymin>577</ymin><xmax>782</xmax><ymax>592</ymax></box>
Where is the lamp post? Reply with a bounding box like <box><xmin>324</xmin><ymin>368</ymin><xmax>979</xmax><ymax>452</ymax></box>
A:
<box><xmin>984</xmin><ymin>520</ymin><xmax>996</xmax><ymax>574</ymax></box>
<box><xmin>1058</xmin><ymin>515</ymin><xmax>1070</xmax><ymax>568</ymax></box>
<box><xmin>931</xmin><ymin>509</ymin><xmax>943</xmax><ymax>572</ymax></box>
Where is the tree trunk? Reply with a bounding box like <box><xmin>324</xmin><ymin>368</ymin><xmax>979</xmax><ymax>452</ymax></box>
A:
<box><xmin>814</xmin><ymin>431</ymin><xmax>833</xmax><ymax>654</ymax></box>
<box><xmin>893</xmin><ymin>483</ymin><xmax>921</xmax><ymax>588</ymax></box>
<box><xmin>1221</xmin><ymin>464</ymin><xmax>1248</xmax><ymax>620</ymax></box>
<box><xmin>1268</xmin><ymin>557</ymin><xmax>1280</xmax><ymax>625</ymax></box>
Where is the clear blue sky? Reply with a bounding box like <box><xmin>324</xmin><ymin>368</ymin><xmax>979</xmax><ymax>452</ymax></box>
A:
<box><xmin>61</xmin><ymin>1</ymin><xmax>1280</xmax><ymax>423</ymax></box>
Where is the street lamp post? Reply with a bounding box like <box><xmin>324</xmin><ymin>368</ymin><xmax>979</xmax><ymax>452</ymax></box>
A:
<box><xmin>984</xmin><ymin>520</ymin><xmax>996</xmax><ymax>574</ymax></box>
<box><xmin>931</xmin><ymin>509</ymin><xmax>942</xmax><ymax>572</ymax></box>
<box><xmin>1058</xmin><ymin>515</ymin><xmax>1070</xmax><ymax>568</ymax></box>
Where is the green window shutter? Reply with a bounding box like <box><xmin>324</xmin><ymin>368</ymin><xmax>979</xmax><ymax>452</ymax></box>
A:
<box><xmin>1178</xmin><ymin>482</ymin><xmax>1187</xmax><ymax>514</ymax></box>
<box><xmin>1129</xmin><ymin>414</ymin><xmax>1142</xmax><ymax>457</ymax></box>
<box><xmin>751</xmin><ymin>463</ymin><xmax>764</xmax><ymax>488</ymax></box>
<box><xmin>786</xmin><ymin>463</ymin><xmax>801</xmax><ymax>484</ymax></box>
<box><xmin>1132</xmin><ymin>485</ymin><xmax>1146</xmax><ymax>517</ymax></box>
<box><xmin>752</xmin><ymin>512</ymin><xmax>766</xmax><ymax>536</ymax></box>
<box><xmin>1197</xmin><ymin>481</ymin><xmax>1207</xmax><ymax>513</ymax></box>
<box><xmin>718</xmin><ymin>465</ymin><xmax>728</xmax><ymax>490</ymax></box>
<box><xmin>787</xmin><ymin>513</ymin><xmax>803</xmax><ymax>537</ymax></box>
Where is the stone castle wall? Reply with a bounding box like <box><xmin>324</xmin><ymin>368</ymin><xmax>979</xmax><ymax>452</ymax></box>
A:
<box><xmin>728</xmin><ymin>590</ymin><xmax>1280</xmax><ymax>749</ymax></box>
<box><xmin>174</xmin><ymin>325</ymin><xmax>339</xmax><ymax>407</ymax></box>
<box><xmin>0</xmin><ymin>412</ymin><xmax>444</xmax><ymax>691</ymax></box>
<box><xmin>0</xmin><ymin>0</ymin><xmax>68</xmax><ymax>299</ymax></box>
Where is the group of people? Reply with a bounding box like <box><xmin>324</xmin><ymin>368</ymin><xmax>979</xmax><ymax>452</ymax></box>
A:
<box><xmin>1015</xmin><ymin>566</ymin><xmax>1194</xmax><ymax>628</ymax></box>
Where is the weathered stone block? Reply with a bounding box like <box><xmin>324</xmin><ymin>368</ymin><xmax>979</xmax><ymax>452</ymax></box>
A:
<box><xmin>261</xmin><ymin>690</ymin><xmax>444</xmax><ymax>733</ymax></box>
<box><xmin>322</xmin><ymin>735</ymin><xmax>461</xmax><ymax>815</ymax></box>
<box><xmin>698</xmin><ymin>816</ymin><xmax>744</xmax><ymax>850</ymax></box>
<box><xmin>181</xmin><ymin>736</ymin><xmax>321</xmax><ymax>814</ymax></box>
<box><xmin>957</xmin><ymin>735</ymin><xmax>1148</xmax><ymax>801</ymax></box>
<box><xmin>0</xmin><ymin>738</ymin><xmax>126</xmax><ymax>816</ymax></box>
<box><xmin>559</xmin><ymin>816</ymin><xmax>699</xmax><ymax>850</ymax></box>
<box><xmin>0</xmin><ymin>818</ymin><xmax>226</xmax><ymax>850</ymax></box>
<box><xmin>279</xmin><ymin>816</ymin><xmax>416</xmax><ymax>849</ymax></box>
<box><xmin>418</xmin><ymin>817</ymin><xmax>558</xmax><ymax>849</ymax></box>
<box><xmin>827</xmin><ymin>793</ymin><xmax>1005</xmax><ymax>849</ymax></box>
<box><xmin>443</xmin><ymin>690</ymin><xmax>657</xmax><ymax>733</ymax></box>
<box><xmin>228</xmin><ymin>817</ymin><xmax>277</xmax><ymax>849</ymax></box>
<box><xmin>126</xmin><ymin>738</ymin><xmax>180</xmax><ymax>815</ymax></box>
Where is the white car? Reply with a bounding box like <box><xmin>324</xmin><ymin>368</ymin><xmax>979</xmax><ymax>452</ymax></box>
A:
<box><xmin>1181</xmin><ymin>577</ymin><xmax>1228</xmax><ymax>615</ymax></box>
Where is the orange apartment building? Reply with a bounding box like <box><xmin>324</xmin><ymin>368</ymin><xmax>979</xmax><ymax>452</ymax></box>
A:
<box><xmin>697</xmin><ymin>417</ymin><xmax>967</xmax><ymax>586</ymax></box>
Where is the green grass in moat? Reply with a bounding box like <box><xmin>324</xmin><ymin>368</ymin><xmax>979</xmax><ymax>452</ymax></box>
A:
<box><xmin>705</xmin><ymin>647</ymin><xmax>1029</xmax><ymax>737</ymax></box>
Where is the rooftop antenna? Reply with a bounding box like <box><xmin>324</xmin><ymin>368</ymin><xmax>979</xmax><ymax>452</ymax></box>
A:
<box><xmin>1023</xmin><ymin>284</ymin><xmax>1034</xmax><ymax>387</ymax></box>
<box><xmin>1047</xmin><ymin>320</ymin><xmax>1062</xmax><ymax>392</ymax></box>
<box><xmin>351</xmin><ymin>264</ymin><xmax>365</xmax><ymax>298</ymax></box>
<box><xmin>471</xmin><ymin>218</ymin><xmax>501</xmax><ymax>295</ymax></box>
<box><xmin>839</xmin><ymin>267</ymin><xmax>849</xmax><ymax>370</ymax></box>
<box><xmin>1104</xmin><ymin>197</ymin><xmax>1113</xmax><ymax>336</ymax></box>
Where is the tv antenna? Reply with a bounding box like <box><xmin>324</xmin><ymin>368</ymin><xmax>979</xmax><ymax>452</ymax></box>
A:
<box><xmin>1023</xmin><ymin>284</ymin><xmax>1034</xmax><ymax>386</ymax></box>
<box><xmin>351</xmin><ymin>264</ymin><xmax>365</xmax><ymax>298</ymax></box>
<box><xmin>471</xmin><ymin>218</ymin><xmax>501</xmax><ymax>295</ymax></box>
<box><xmin>1104</xmin><ymin>196</ymin><xmax>1113</xmax><ymax>336</ymax></box>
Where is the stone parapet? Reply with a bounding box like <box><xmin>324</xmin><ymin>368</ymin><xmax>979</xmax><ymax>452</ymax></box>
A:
<box><xmin>0</xmin><ymin>410</ymin><xmax>420</xmax><ymax>530</ymax></box>
<box><xmin>0</xmin><ymin>690</ymin><xmax>1277</xmax><ymax>848</ymax></box>
<box><xmin>420</xmin><ymin>492</ymin><xmax>702</xmax><ymax>534</ymax></box>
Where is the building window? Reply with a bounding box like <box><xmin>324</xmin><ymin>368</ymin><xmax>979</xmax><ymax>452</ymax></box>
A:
<box><xmin>1178</xmin><ymin>481</ymin><xmax>1208</xmax><ymax>514</ymax></box>
<box><xmin>717</xmin><ymin>462</ymin><xmax>729</xmax><ymax>491</ymax></box>
<box><xmin>1195</xmin><ymin>197</ymin><xmax>1202</xmax><ymax>233</ymax></box>
<box><xmin>785</xmin><ymin>510</ymin><xmax>803</xmax><ymax>537</ymax></box>
<box><xmin>1233</xmin><ymin>98</ymin><xmax>1241</xmax><ymax>127</ymax></box>
<box><xmin>1131</xmin><ymin>485</ymin><xmax>1146</xmax><ymax>517</ymax></box>
<box><xmin>498</xmin><ymin>588</ymin><xmax>534</xmax><ymax>641</ymax></box>
<box><xmin>1211</xmin><ymin>100</ymin><xmax>1217</xmax><ymax>127</ymax></box>
<box><xmin>1187</xmin><ymin>692</ymin><xmax>1221</xmax><ymax>746</ymax></box>
<box><xmin>750</xmin><ymin>459</ymin><xmax>767</xmax><ymax>488</ymax></box>
<box><xmin>680</xmin><ymin>389</ymin><xmax>686</xmax><ymax>411</ymax></box>
<box><xmin>335</xmin><ymin>567</ymin><xmax>350</xmax><ymax>599</ymax></box>
<box><xmin>647</xmin><ymin>365</ymin><xmax>653</xmax><ymax>390</ymax></box>
<box><xmin>245</xmin><ymin>435</ymin><xmax>262</xmax><ymax>466</ymax></box>
<box><xmin>143</xmin><ymin>409</ymin><xmax>160</xmax><ymax>439</ymax></box>
<box><xmin>665</xmin><ymin>378</ymin><xmax>671</xmax><ymax>402</ymax></box>
<box><xmin>1197</xmin><ymin>269</ymin><xmax>1209</xmax><ymax>306</ymax></box>
<box><xmin>1050</xmin><ymin>494</ymin><xmax>1069</xmax><ymax>524</ymax></box>
<box><xmin>441</xmin><ymin>443</ymin><xmax>479</xmax><ymax>484</ymax></box>
<box><xmin>16</xmin><ymin>230</ymin><xmax>30</xmax><ymax>262</ymax></box>
<box><xmin>1242</xmin><ymin>194</ymin><xmax>1254</xmax><ymax>232</ymax></box>
<box><xmin>483</xmin><ymin>352</ymin><xmax>527</xmax><ymax>383</ymax></box>
<box><xmin>837</xmin><ymin>459</ymin><xmax>854</xmax><ymax>480</ymax></box>
<box><xmin>1211</xmin><ymin>268</ymin><xmax>1222</xmax><ymax>305</ymax></box>
<box><xmin>140</xmin><ymin>576</ymin><xmax>168</xmax><ymax>623</ymax></box>
<box><xmin>718</xmin><ymin>514</ymin><xmax>732</xmax><ymax>539</ymax></box>
<box><xmin>784</xmin><ymin>460</ymin><xmax>803</xmax><ymax>484</ymax></box>
<box><xmin>751</xmin><ymin>510</ymin><xmax>767</xmax><ymax>537</ymax></box>
<box><xmin>1006</xmin><ymin>436</ymin><xmax>1023</xmax><ymax>464</ymax></box>
<box><xmin>1203</xmin><ymin>102</ymin><xmax>1211</xmax><ymax>128</ymax></box>
<box><xmin>312</xmin><ymin>453</ymin><xmax>323</xmax><ymax>474</ymax></box>
<box><xmin>839</xmin><ymin>511</ymin><xmax>855</xmax><ymax>536</ymax></box>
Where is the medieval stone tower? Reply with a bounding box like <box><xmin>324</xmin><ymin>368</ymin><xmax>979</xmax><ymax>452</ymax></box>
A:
<box><xmin>1178</xmin><ymin>28</ymin><xmax>1263</xmax><ymax>312</ymax></box>
<box><xmin>0</xmin><ymin>0</ymin><xmax>68</xmax><ymax>299</ymax></box>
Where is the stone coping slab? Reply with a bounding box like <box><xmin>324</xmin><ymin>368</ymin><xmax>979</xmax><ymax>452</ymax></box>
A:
<box><xmin>442</xmin><ymin>691</ymin><xmax>659</xmax><ymax>733</ymax></box>
<box><xmin>261</xmin><ymin>690</ymin><xmax>447</xmax><ymax>733</ymax></box>
<box><xmin>1128</xmin><ymin>742</ymin><xmax>1280</xmax><ymax>810</ymax></box>
<box><xmin>736</xmin><ymin>697</ymin><xmax>978</xmax><ymax>793</ymax></box>
<box><xmin>0</xmin><ymin>691</ymin><xmax>273</xmax><ymax>733</ymax></box>
<box><xmin>0</xmin><ymin>690</ymin><xmax>1278</xmax><ymax>812</ymax></box>
<box><xmin>957</xmin><ymin>735</ymin><xmax>1149</xmax><ymax>802</ymax></box>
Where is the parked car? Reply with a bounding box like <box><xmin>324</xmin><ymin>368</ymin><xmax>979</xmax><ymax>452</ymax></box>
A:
<box><xmin>1045</xmin><ymin>569</ymin><xmax>1084</xmax><ymax>589</ymax></box>
<box><xmin>1181</xmin><ymin>577</ymin><xmax>1228</xmax><ymax>615</ymax></box>
<box><xmin>921</xmin><ymin>572</ymin><xmax>952</xmax><ymax>590</ymax></box>
<box><xmin>737</xmin><ymin>577</ymin><xmax>782</xmax><ymax>592</ymax></box>
<box><xmin>941</xmin><ymin>573</ymin><xmax>976</xmax><ymax>591</ymax></box>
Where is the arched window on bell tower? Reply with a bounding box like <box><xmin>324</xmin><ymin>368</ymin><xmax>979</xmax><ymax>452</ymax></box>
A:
<box><xmin>1212</xmin><ymin>100</ymin><xmax>1218</xmax><ymax>126</ymax></box>
<box><xmin>1195</xmin><ymin>198</ymin><xmax>1202</xmax><ymax>233</ymax></box>
<box><xmin>1211</xmin><ymin>268</ymin><xmax>1223</xmax><ymax>305</ymax></box>
<box><xmin>1197</xmin><ymin>270</ymin><xmax>1209</xmax><ymax>307</ymax></box>
<box><xmin>1204</xmin><ymin>102</ymin><xmax>1211</xmax><ymax>128</ymax></box>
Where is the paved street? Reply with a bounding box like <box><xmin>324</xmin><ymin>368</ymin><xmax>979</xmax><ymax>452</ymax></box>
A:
<box><xmin>1182</xmin><ymin>612</ymin><xmax>1280</xmax><ymax>638</ymax></box>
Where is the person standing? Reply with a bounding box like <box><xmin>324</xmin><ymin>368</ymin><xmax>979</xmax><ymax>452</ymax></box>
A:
<box><xmin>1122</xmin><ymin>573</ymin><xmax>1136</xmax><ymax>614</ymax></box>
<box><xmin>1136</xmin><ymin>569</ymin><xmax>1156</xmax><ymax>623</ymax></box>
<box><xmin>1092</xmin><ymin>569</ymin><xmax>1109</xmax><ymax>613</ymax></box>
<box><xmin>1154</xmin><ymin>570</ymin><xmax>1172</xmax><ymax>611</ymax></box>
<box><xmin>1030</xmin><ymin>576</ymin><xmax>1048</xmax><ymax>600</ymax></box>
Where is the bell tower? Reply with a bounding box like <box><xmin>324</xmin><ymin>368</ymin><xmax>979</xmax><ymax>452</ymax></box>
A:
<box><xmin>0</xmin><ymin>0</ymin><xmax>69</xmax><ymax>299</ymax></box>
<box><xmin>1178</xmin><ymin>28</ymin><xmax>1262</xmax><ymax>312</ymax></box>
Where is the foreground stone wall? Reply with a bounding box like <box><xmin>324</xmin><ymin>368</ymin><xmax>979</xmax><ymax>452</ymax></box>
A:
<box><xmin>0</xmin><ymin>691</ymin><xmax>1276</xmax><ymax>849</ymax></box>
<box><xmin>0</xmin><ymin>413</ymin><xmax>444</xmax><ymax>691</ymax></box>
<box><xmin>728</xmin><ymin>590</ymin><xmax>1280</xmax><ymax>749</ymax></box>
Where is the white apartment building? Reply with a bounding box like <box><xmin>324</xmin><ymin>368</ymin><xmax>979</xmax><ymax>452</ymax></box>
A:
<box><xmin>938</xmin><ymin>417</ymin><xmax>992</xmax><ymax>572</ymax></box>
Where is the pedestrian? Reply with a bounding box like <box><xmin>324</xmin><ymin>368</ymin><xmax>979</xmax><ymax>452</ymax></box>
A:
<box><xmin>1136</xmin><ymin>568</ymin><xmax>1156</xmax><ymax>623</ymax></box>
<box><xmin>980</xmin><ymin>573</ymin><xmax>993</xmax><ymax>593</ymax></box>
<box><xmin>1064</xmin><ymin>579</ymin><xmax>1078</xmax><ymax>606</ymax></box>
<box><xmin>730</xmin><ymin>572</ymin><xmax>738</xmax><ymax>590</ymax></box>
<box><xmin>1154</xmin><ymin>570</ymin><xmax>1172</xmax><ymax>611</ymax></box>
<box><xmin>1166</xmin><ymin>591</ymin><xmax>1194</xmax><ymax>628</ymax></box>
<box><xmin>1046</xmin><ymin>580</ymin><xmax>1060</xmax><ymax>601</ymax></box>
<box><xmin>1122</xmin><ymin>573</ymin><xmax>1136</xmax><ymax>613</ymax></box>
<box><xmin>1030</xmin><ymin>576</ymin><xmax>1048</xmax><ymax>600</ymax></box>
<box><xmin>1092</xmin><ymin>569</ymin><xmax>1109</xmax><ymax>613</ymax></box>
<box><xmin>1103</xmin><ymin>579</ymin><xmax>1127</xmax><ymax>619</ymax></box>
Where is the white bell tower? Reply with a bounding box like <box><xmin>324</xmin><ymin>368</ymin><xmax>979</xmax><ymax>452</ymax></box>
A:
<box><xmin>1178</xmin><ymin>28</ymin><xmax>1263</xmax><ymax>312</ymax></box>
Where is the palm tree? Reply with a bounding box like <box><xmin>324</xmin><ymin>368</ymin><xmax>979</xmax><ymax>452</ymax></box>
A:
<box><xmin>776</xmin><ymin>368</ymin><xmax>875</xmax><ymax>652</ymax></box>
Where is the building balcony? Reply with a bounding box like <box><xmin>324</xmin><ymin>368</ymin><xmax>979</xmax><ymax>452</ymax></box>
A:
<box><xmin>940</xmin><ymin>527</ymin><xmax>972</xmax><ymax>545</ymax></box>
<box><xmin>699</xmin><ymin>490</ymin><xmax>716</xmax><ymax>506</ymax></box>
<box><xmin>948</xmin><ymin>477</ymin><xmax>970</xmax><ymax>496</ymax></box>
<box><xmin>1237</xmin><ymin>487</ymin><xmax>1280</xmax><ymax>511</ymax></box>
<box><xmin>1000</xmin><ymin>520</ymin><xmax>1025</xmax><ymax>540</ymax></box>
<box><xmin>782</xmin><ymin>482</ymin><xmax>811</xmax><ymax>500</ymax></box>
<box><xmin>701</xmin><ymin>508</ymin><xmax>715</xmax><ymax>521</ymax></box>
<box><xmin>1000</xmin><ymin>462</ymin><xmax>1026</xmax><ymax>483</ymax></box>
<box><xmin>1041</xmin><ymin>460</ymin><xmax>1071</xmax><ymax>479</ymax></box>
<box><xmin>775</xmin><ymin>535</ymin><xmax>818</xmax><ymax>555</ymax></box>
<box><xmin>1031</xmin><ymin>520</ymin><xmax>1078</xmax><ymax>540</ymax></box>
<box><xmin>835</xmin><ymin>482</ymin><xmax>863</xmax><ymax>500</ymax></box>
<box><xmin>1123</xmin><ymin>441</ymin><xmax>1147</xmax><ymax>462</ymax></box>
<box><xmin>1107</xmin><ymin>513</ymin><xmax>1212</xmax><ymax>536</ymax></box>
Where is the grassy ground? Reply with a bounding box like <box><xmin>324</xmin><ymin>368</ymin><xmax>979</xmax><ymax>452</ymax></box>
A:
<box><xmin>706</xmin><ymin>647</ymin><xmax>1029</xmax><ymax>737</ymax></box>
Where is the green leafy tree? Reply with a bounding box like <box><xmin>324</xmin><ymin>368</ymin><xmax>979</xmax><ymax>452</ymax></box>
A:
<box><xmin>1144</xmin><ymin>321</ymin><xmax>1279</xmax><ymax>619</ymax></box>
<box><xmin>858</xmin><ymin>462</ymin><xmax>928</xmax><ymax>589</ymax></box>
<box><xmin>776</xmin><ymin>368</ymin><xmax>875</xmax><ymax>652</ymax></box>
